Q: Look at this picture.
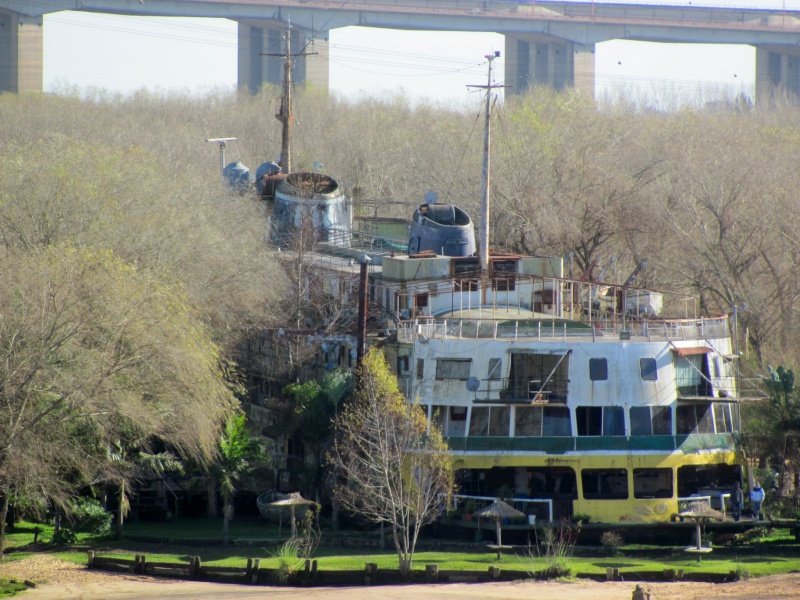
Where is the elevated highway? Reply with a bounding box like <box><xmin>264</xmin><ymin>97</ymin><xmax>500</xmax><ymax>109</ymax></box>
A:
<box><xmin>2</xmin><ymin>0</ymin><xmax>800</xmax><ymax>98</ymax></box>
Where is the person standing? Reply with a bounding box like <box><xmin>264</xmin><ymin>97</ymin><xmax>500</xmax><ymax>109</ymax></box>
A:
<box><xmin>732</xmin><ymin>481</ymin><xmax>744</xmax><ymax>521</ymax></box>
<box><xmin>750</xmin><ymin>481</ymin><xmax>766</xmax><ymax>520</ymax></box>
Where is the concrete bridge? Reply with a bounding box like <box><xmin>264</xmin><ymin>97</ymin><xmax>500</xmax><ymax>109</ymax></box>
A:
<box><xmin>2</xmin><ymin>0</ymin><xmax>800</xmax><ymax>98</ymax></box>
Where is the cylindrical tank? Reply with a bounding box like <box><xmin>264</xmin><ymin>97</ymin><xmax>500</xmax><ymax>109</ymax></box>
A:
<box><xmin>408</xmin><ymin>203</ymin><xmax>476</xmax><ymax>257</ymax></box>
<box><xmin>270</xmin><ymin>172</ymin><xmax>352</xmax><ymax>247</ymax></box>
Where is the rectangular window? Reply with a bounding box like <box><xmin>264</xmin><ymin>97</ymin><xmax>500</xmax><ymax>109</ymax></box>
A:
<box><xmin>633</xmin><ymin>468</ymin><xmax>673</xmax><ymax>499</ymax></box>
<box><xmin>488</xmin><ymin>358</ymin><xmax>502</xmax><ymax>380</ymax></box>
<box><xmin>603</xmin><ymin>406</ymin><xmax>625</xmax><ymax>436</ymax></box>
<box><xmin>653</xmin><ymin>406</ymin><xmax>672</xmax><ymax>435</ymax></box>
<box><xmin>630</xmin><ymin>406</ymin><xmax>652</xmax><ymax>436</ymax></box>
<box><xmin>542</xmin><ymin>406</ymin><xmax>571</xmax><ymax>436</ymax></box>
<box><xmin>581</xmin><ymin>469</ymin><xmax>629</xmax><ymax>500</ymax></box>
<box><xmin>589</xmin><ymin>358</ymin><xmax>608</xmax><ymax>381</ymax></box>
<box><xmin>515</xmin><ymin>406</ymin><xmax>543</xmax><ymax>436</ymax></box>
<box><xmin>713</xmin><ymin>403</ymin><xmax>733</xmax><ymax>433</ymax></box>
<box><xmin>469</xmin><ymin>407</ymin><xmax>489</xmax><ymax>436</ymax></box>
<box><xmin>450</xmin><ymin>406</ymin><xmax>467</xmax><ymax>421</ymax></box>
<box><xmin>416</xmin><ymin>358</ymin><xmax>424</xmax><ymax>379</ymax></box>
<box><xmin>677</xmin><ymin>403</ymin><xmax>714</xmax><ymax>434</ymax></box>
<box><xmin>397</xmin><ymin>355</ymin><xmax>409</xmax><ymax>374</ymax></box>
<box><xmin>630</xmin><ymin>406</ymin><xmax>672</xmax><ymax>436</ymax></box>
<box><xmin>577</xmin><ymin>406</ymin><xmax>602</xmax><ymax>436</ymax></box>
<box><xmin>640</xmin><ymin>357</ymin><xmax>658</xmax><ymax>381</ymax></box>
<box><xmin>488</xmin><ymin>406</ymin><xmax>510</xmax><ymax>436</ymax></box>
<box><xmin>436</xmin><ymin>358</ymin><xmax>472</xmax><ymax>380</ymax></box>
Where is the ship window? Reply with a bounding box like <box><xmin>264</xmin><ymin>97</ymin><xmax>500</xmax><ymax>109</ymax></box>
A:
<box><xmin>436</xmin><ymin>358</ymin><xmax>472</xmax><ymax>380</ymax></box>
<box><xmin>468</xmin><ymin>406</ymin><xmax>509</xmax><ymax>437</ymax></box>
<box><xmin>604</xmin><ymin>407</ymin><xmax>625</xmax><ymax>435</ymax></box>
<box><xmin>515</xmin><ymin>406</ymin><xmax>543</xmax><ymax>436</ymax></box>
<box><xmin>488</xmin><ymin>358</ymin><xmax>502</xmax><ymax>380</ymax></box>
<box><xmin>397</xmin><ymin>355</ymin><xmax>409</xmax><ymax>374</ymax></box>
<box><xmin>577</xmin><ymin>406</ymin><xmax>625</xmax><ymax>436</ymax></box>
<box><xmin>640</xmin><ymin>358</ymin><xmax>658</xmax><ymax>381</ymax></box>
<box><xmin>450</xmin><ymin>406</ymin><xmax>467</xmax><ymax>421</ymax></box>
<box><xmin>676</xmin><ymin>403</ymin><xmax>714</xmax><ymax>434</ymax></box>
<box><xmin>581</xmin><ymin>469</ymin><xmax>629</xmax><ymax>500</ymax></box>
<box><xmin>416</xmin><ymin>359</ymin><xmax>424</xmax><ymax>379</ymax></box>
<box><xmin>675</xmin><ymin>353</ymin><xmax>712</xmax><ymax>396</ymax></box>
<box><xmin>634</xmin><ymin>468</ymin><xmax>673</xmax><ymax>499</ymax></box>
<box><xmin>589</xmin><ymin>358</ymin><xmax>608</xmax><ymax>381</ymax></box>
<box><xmin>713</xmin><ymin>403</ymin><xmax>733</xmax><ymax>433</ymax></box>
<box><xmin>630</xmin><ymin>406</ymin><xmax>672</xmax><ymax>436</ymax></box>
<box><xmin>542</xmin><ymin>406</ymin><xmax>571</xmax><ymax>436</ymax></box>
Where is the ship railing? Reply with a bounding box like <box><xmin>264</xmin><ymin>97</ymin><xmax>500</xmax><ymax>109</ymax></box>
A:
<box><xmin>452</xmin><ymin>493</ymin><xmax>553</xmax><ymax>523</ymax></box>
<box><xmin>397</xmin><ymin>316</ymin><xmax>730</xmax><ymax>343</ymax></box>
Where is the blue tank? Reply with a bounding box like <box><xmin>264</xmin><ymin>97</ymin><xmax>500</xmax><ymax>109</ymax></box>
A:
<box><xmin>408</xmin><ymin>203</ymin><xmax>476</xmax><ymax>257</ymax></box>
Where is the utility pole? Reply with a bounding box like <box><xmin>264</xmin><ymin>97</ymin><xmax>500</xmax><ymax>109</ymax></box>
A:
<box><xmin>263</xmin><ymin>29</ymin><xmax>317</xmax><ymax>174</ymax></box>
<box><xmin>468</xmin><ymin>52</ymin><xmax>508</xmax><ymax>284</ymax></box>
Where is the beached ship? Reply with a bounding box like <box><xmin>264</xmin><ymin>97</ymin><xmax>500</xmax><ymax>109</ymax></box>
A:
<box><xmin>376</xmin><ymin>203</ymin><xmax>743</xmax><ymax>525</ymax></box>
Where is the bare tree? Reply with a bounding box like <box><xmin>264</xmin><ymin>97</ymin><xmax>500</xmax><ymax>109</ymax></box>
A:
<box><xmin>328</xmin><ymin>349</ymin><xmax>454</xmax><ymax>574</ymax></box>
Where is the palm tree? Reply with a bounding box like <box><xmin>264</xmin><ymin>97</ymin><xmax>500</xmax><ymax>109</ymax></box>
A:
<box><xmin>108</xmin><ymin>438</ymin><xmax>183</xmax><ymax>539</ymax></box>
<box><xmin>216</xmin><ymin>413</ymin><xmax>268</xmax><ymax>544</ymax></box>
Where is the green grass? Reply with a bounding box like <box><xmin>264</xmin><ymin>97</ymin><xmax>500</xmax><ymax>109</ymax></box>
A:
<box><xmin>0</xmin><ymin>578</ymin><xmax>27</xmax><ymax>598</ymax></box>
<box><xmin>5</xmin><ymin>518</ymin><xmax>800</xmax><ymax>580</ymax></box>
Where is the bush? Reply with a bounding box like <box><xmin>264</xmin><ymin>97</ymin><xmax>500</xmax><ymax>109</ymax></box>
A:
<box><xmin>70</xmin><ymin>497</ymin><xmax>112</xmax><ymax>534</ymax></box>
<box><xmin>51</xmin><ymin>527</ymin><xmax>77</xmax><ymax>545</ymax></box>
<box><xmin>600</xmin><ymin>530</ymin><xmax>624</xmax><ymax>556</ymax></box>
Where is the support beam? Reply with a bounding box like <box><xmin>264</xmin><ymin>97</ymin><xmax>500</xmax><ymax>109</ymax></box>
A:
<box><xmin>504</xmin><ymin>34</ymin><xmax>594</xmax><ymax>98</ymax></box>
<box><xmin>237</xmin><ymin>22</ymin><xmax>328</xmax><ymax>93</ymax></box>
<box><xmin>0</xmin><ymin>8</ymin><xmax>42</xmax><ymax>93</ymax></box>
<box><xmin>756</xmin><ymin>46</ymin><xmax>800</xmax><ymax>102</ymax></box>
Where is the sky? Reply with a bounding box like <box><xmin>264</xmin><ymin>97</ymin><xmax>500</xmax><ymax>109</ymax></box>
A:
<box><xmin>41</xmin><ymin>0</ymin><xmax>800</xmax><ymax>108</ymax></box>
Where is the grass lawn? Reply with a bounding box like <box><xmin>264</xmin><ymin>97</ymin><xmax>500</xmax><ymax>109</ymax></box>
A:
<box><xmin>4</xmin><ymin>518</ymin><xmax>800</xmax><ymax>579</ymax></box>
<box><xmin>0</xmin><ymin>579</ymin><xmax>27</xmax><ymax>599</ymax></box>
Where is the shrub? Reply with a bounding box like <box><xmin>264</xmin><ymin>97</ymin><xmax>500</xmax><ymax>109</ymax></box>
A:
<box><xmin>51</xmin><ymin>527</ymin><xmax>77</xmax><ymax>545</ymax></box>
<box><xmin>272</xmin><ymin>537</ymin><xmax>304</xmax><ymax>583</ymax></box>
<box><xmin>600</xmin><ymin>530</ymin><xmax>624</xmax><ymax>556</ymax></box>
<box><xmin>70</xmin><ymin>497</ymin><xmax>112</xmax><ymax>534</ymax></box>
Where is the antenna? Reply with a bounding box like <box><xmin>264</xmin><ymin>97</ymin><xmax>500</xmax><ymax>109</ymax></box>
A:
<box><xmin>206</xmin><ymin>137</ymin><xmax>237</xmax><ymax>178</ymax></box>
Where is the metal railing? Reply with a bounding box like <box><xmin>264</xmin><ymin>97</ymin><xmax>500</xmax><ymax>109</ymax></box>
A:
<box><xmin>398</xmin><ymin>315</ymin><xmax>730</xmax><ymax>343</ymax></box>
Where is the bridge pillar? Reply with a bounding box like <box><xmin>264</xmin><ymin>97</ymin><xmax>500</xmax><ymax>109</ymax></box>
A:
<box><xmin>755</xmin><ymin>46</ymin><xmax>800</xmax><ymax>101</ymax></box>
<box><xmin>237</xmin><ymin>22</ymin><xmax>328</xmax><ymax>93</ymax></box>
<box><xmin>0</xmin><ymin>9</ymin><xmax>43</xmax><ymax>93</ymax></box>
<box><xmin>504</xmin><ymin>35</ymin><xmax>594</xmax><ymax>98</ymax></box>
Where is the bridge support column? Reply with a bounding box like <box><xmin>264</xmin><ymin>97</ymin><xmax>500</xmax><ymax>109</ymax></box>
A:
<box><xmin>0</xmin><ymin>9</ymin><xmax>43</xmax><ymax>93</ymax></box>
<box><xmin>237</xmin><ymin>22</ymin><xmax>328</xmax><ymax>93</ymax></box>
<box><xmin>504</xmin><ymin>35</ymin><xmax>594</xmax><ymax>98</ymax></box>
<box><xmin>755</xmin><ymin>46</ymin><xmax>800</xmax><ymax>101</ymax></box>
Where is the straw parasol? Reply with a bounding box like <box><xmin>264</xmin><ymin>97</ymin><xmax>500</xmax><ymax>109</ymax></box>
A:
<box><xmin>475</xmin><ymin>499</ymin><xmax>526</xmax><ymax>558</ymax></box>
<box><xmin>268</xmin><ymin>492</ymin><xmax>318</xmax><ymax>537</ymax></box>
<box><xmin>678</xmin><ymin>501</ymin><xmax>724</xmax><ymax>560</ymax></box>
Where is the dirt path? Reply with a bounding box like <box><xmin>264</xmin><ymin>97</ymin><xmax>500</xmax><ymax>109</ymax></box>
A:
<box><xmin>3</xmin><ymin>556</ymin><xmax>800</xmax><ymax>600</ymax></box>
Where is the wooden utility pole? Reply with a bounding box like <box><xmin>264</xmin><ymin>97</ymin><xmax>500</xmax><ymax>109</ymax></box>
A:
<box><xmin>468</xmin><ymin>52</ymin><xmax>508</xmax><ymax>300</ymax></box>
<box><xmin>263</xmin><ymin>29</ymin><xmax>317</xmax><ymax>174</ymax></box>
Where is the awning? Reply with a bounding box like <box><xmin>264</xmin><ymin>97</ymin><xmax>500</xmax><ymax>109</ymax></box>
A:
<box><xmin>671</xmin><ymin>346</ymin><xmax>712</xmax><ymax>357</ymax></box>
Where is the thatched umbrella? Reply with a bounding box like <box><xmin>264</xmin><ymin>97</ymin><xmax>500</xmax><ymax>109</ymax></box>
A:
<box><xmin>269</xmin><ymin>492</ymin><xmax>318</xmax><ymax>537</ymax></box>
<box><xmin>678</xmin><ymin>502</ymin><xmax>724</xmax><ymax>559</ymax></box>
<box><xmin>475</xmin><ymin>499</ymin><xmax>526</xmax><ymax>558</ymax></box>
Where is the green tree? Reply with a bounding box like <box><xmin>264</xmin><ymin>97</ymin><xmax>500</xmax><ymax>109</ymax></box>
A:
<box><xmin>0</xmin><ymin>246</ymin><xmax>238</xmax><ymax>555</ymax></box>
<box><xmin>216</xmin><ymin>413</ymin><xmax>268</xmax><ymax>544</ymax></box>
<box><xmin>327</xmin><ymin>349</ymin><xmax>454</xmax><ymax>574</ymax></box>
